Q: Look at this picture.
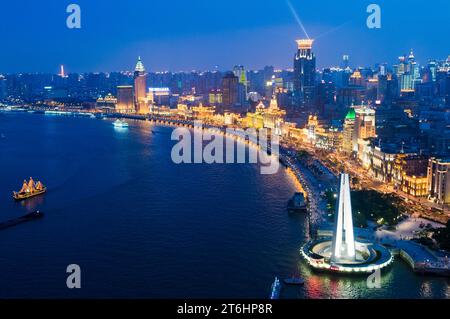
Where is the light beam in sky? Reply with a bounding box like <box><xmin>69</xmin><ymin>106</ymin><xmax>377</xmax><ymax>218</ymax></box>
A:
<box><xmin>287</xmin><ymin>0</ymin><xmax>310</xmax><ymax>39</ymax></box>
<box><xmin>314</xmin><ymin>20</ymin><xmax>354</xmax><ymax>41</ymax></box>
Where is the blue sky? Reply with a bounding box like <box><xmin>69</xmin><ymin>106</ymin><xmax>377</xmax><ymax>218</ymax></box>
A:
<box><xmin>0</xmin><ymin>0</ymin><xmax>449</xmax><ymax>73</ymax></box>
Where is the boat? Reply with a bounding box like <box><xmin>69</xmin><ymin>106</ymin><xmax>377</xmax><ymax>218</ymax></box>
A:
<box><xmin>0</xmin><ymin>211</ymin><xmax>44</xmax><ymax>230</ymax></box>
<box><xmin>287</xmin><ymin>192</ymin><xmax>308</xmax><ymax>212</ymax></box>
<box><xmin>283</xmin><ymin>276</ymin><xmax>305</xmax><ymax>285</ymax></box>
<box><xmin>13</xmin><ymin>177</ymin><xmax>47</xmax><ymax>201</ymax></box>
<box><xmin>95</xmin><ymin>113</ymin><xmax>107</xmax><ymax>119</ymax></box>
<box><xmin>113</xmin><ymin>119</ymin><xmax>129</xmax><ymax>128</ymax></box>
<box><xmin>269</xmin><ymin>277</ymin><xmax>281</xmax><ymax>299</ymax></box>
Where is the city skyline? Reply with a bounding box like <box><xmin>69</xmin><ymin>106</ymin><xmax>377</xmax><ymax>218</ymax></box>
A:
<box><xmin>0</xmin><ymin>0</ymin><xmax>449</xmax><ymax>73</ymax></box>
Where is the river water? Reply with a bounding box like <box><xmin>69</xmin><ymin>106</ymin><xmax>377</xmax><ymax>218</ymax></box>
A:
<box><xmin>0</xmin><ymin>112</ymin><xmax>448</xmax><ymax>298</ymax></box>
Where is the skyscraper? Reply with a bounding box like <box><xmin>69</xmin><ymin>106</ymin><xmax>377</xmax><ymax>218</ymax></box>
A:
<box><xmin>134</xmin><ymin>57</ymin><xmax>148</xmax><ymax>114</ymax></box>
<box><xmin>233</xmin><ymin>65</ymin><xmax>248</xmax><ymax>107</ymax></box>
<box><xmin>222</xmin><ymin>72</ymin><xmax>239</xmax><ymax>109</ymax></box>
<box><xmin>341</xmin><ymin>55</ymin><xmax>350</xmax><ymax>69</ymax></box>
<box><xmin>342</xmin><ymin>108</ymin><xmax>356</xmax><ymax>154</ymax></box>
<box><xmin>293</xmin><ymin>39</ymin><xmax>316</xmax><ymax>108</ymax></box>
<box><xmin>395</xmin><ymin>50</ymin><xmax>421</xmax><ymax>94</ymax></box>
<box><xmin>59</xmin><ymin>65</ymin><xmax>67</xmax><ymax>78</ymax></box>
<box><xmin>351</xmin><ymin>107</ymin><xmax>376</xmax><ymax>157</ymax></box>
<box><xmin>377</xmin><ymin>73</ymin><xmax>399</xmax><ymax>105</ymax></box>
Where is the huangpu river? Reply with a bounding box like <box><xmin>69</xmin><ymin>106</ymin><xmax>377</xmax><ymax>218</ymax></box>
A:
<box><xmin>0</xmin><ymin>112</ymin><xmax>448</xmax><ymax>298</ymax></box>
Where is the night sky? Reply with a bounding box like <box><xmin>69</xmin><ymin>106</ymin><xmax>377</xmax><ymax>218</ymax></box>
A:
<box><xmin>0</xmin><ymin>0</ymin><xmax>449</xmax><ymax>73</ymax></box>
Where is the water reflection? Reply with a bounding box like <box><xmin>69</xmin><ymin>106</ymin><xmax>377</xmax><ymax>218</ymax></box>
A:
<box><xmin>18</xmin><ymin>194</ymin><xmax>45</xmax><ymax>212</ymax></box>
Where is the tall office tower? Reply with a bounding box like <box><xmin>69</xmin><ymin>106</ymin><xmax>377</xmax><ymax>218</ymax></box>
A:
<box><xmin>342</xmin><ymin>108</ymin><xmax>356</xmax><ymax>154</ymax></box>
<box><xmin>408</xmin><ymin>50</ymin><xmax>421</xmax><ymax>92</ymax></box>
<box><xmin>427</xmin><ymin>60</ymin><xmax>438</xmax><ymax>82</ymax></box>
<box><xmin>222</xmin><ymin>72</ymin><xmax>239</xmax><ymax>109</ymax></box>
<box><xmin>134</xmin><ymin>57</ymin><xmax>148</xmax><ymax>114</ymax></box>
<box><xmin>293</xmin><ymin>39</ymin><xmax>316</xmax><ymax>108</ymax></box>
<box><xmin>354</xmin><ymin>107</ymin><xmax>376</xmax><ymax>139</ymax></box>
<box><xmin>342</xmin><ymin>55</ymin><xmax>350</xmax><ymax>69</ymax></box>
<box><xmin>233</xmin><ymin>65</ymin><xmax>248</xmax><ymax>107</ymax></box>
<box><xmin>378</xmin><ymin>63</ymin><xmax>388</xmax><ymax>76</ymax></box>
<box><xmin>408</xmin><ymin>50</ymin><xmax>420</xmax><ymax>83</ymax></box>
<box><xmin>395</xmin><ymin>50</ymin><xmax>421</xmax><ymax>94</ymax></box>
<box><xmin>116</xmin><ymin>85</ymin><xmax>135</xmax><ymax>113</ymax></box>
<box><xmin>263</xmin><ymin>66</ymin><xmax>275</xmax><ymax>86</ymax></box>
<box><xmin>351</xmin><ymin>107</ymin><xmax>376</xmax><ymax>155</ymax></box>
<box><xmin>331</xmin><ymin>173</ymin><xmax>356</xmax><ymax>262</ymax></box>
<box><xmin>59</xmin><ymin>65</ymin><xmax>67</xmax><ymax>78</ymax></box>
<box><xmin>377</xmin><ymin>73</ymin><xmax>399</xmax><ymax>104</ymax></box>
<box><xmin>233</xmin><ymin>65</ymin><xmax>245</xmax><ymax>82</ymax></box>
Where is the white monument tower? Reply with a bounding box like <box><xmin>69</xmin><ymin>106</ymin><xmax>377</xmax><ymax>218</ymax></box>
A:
<box><xmin>331</xmin><ymin>173</ymin><xmax>356</xmax><ymax>261</ymax></box>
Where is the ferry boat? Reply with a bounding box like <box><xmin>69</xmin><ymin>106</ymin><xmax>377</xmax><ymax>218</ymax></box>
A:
<box><xmin>269</xmin><ymin>277</ymin><xmax>281</xmax><ymax>299</ymax></box>
<box><xmin>13</xmin><ymin>177</ymin><xmax>47</xmax><ymax>200</ymax></box>
<box><xmin>113</xmin><ymin>119</ymin><xmax>129</xmax><ymax>128</ymax></box>
<box><xmin>287</xmin><ymin>192</ymin><xmax>307</xmax><ymax>212</ymax></box>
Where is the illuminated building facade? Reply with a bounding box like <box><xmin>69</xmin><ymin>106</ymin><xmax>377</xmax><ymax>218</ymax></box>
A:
<box><xmin>352</xmin><ymin>107</ymin><xmax>376</xmax><ymax>154</ymax></box>
<box><xmin>342</xmin><ymin>108</ymin><xmax>356</xmax><ymax>154</ymax></box>
<box><xmin>134</xmin><ymin>57</ymin><xmax>148</xmax><ymax>114</ymax></box>
<box><xmin>224</xmin><ymin>112</ymin><xmax>240</xmax><ymax>126</ymax></box>
<box><xmin>192</xmin><ymin>104</ymin><xmax>216</xmax><ymax>121</ymax></box>
<box><xmin>393</xmin><ymin>154</ymin><xmax>429</xmax><ymax>197</ymax></box>
<box><xmin>176</xmin><ymin>103</ymin><xmax>192</xmax><ymax>119</ymax></box>
<box><xmin>222</xmin><ymin>72</ymin><xmax>239</xmax><ymax>108</ymax></box>
<box><xmin>428</xmin><ymin>157</ymin><xmax>450</xmax><ymax>204</ymax></box>
<box><xmin>306</xmin><ymin>115</ymin><xmax>342</xmax><ymax>150</ymax></box>
<box><xmin>395</xmin><ymin>50</ymin><xmax>421</xmax><ymax>94</ymax></box>
<box><xmin>96</xmin><ymin>94</ymin><xmax>117</xmax><ymax>111</ymax></box>
<box><xmin>293</xmin><ymin>39</ymin><xmax>316</xmax><ymax>108</ymax></box>
<box><xmin>349</xmin><ymin>69</ymin><xmax>364</xmax><ymax>87</ymax></box>
<box><xmin>371</xmin><ymin>146</ymin><xmax>397</xmax><ymax>182</ymax></box>
<box><xmin>355</xmin><ymin>107</ymin><xmax>376</xmax><ymax>139</ymax></box>
<box><xmin>244</xmin><ymin>98</ymin><xmax>286</xmax><ymax>135</ymax></box>
<box><xmin>148</xmin><ymin>87</ymin><xmax>170</xmax><ymax>107</ymax></box>
<box><xmin>233</xmin><ymin>65</ymin><xmax>248</xmax><ymax>107</ymax></box>
<box><xmin>262</xmin><ymin>97</ymin><xmax>286</xmax><ymax>135</ymax></box>
<box><xmin>209</xmin><ymin>89</ymin><xmax>223</xmax><ymax>106</ymax></box>
<box><xmin>116</xmin><ymin>85</ymin><xmax>134</xmax><ymax>113</ymax></box>
<box><xmin>244</xmin><ymin>101</ymin><xmax>265</xmax><ymax>129</ymax></box>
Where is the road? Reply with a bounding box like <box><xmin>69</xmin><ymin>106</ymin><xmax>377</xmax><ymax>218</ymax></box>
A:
<box><xmin>284</xmin><ymin>138</ymin><xmax>449</xmax><ymax>225</ymax></box>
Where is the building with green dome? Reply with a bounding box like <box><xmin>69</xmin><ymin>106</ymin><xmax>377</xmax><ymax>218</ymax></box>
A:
<box><xmin>342</xmin><ymin>108</ymin><xmax>356</xmax><ymax>154</ymax></box>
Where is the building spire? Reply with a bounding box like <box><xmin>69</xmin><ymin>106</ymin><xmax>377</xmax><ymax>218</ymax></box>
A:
<box><xmin>135</xmin><ymin>56</ymin><xmax>145</xmax><ymax>72</ymax></box>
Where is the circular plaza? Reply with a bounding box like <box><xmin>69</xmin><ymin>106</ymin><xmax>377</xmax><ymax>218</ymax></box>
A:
<box><xmin>301</xmin><ymin>238</ymin><xmax>393</xmax><ymax>274</ymax></box>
